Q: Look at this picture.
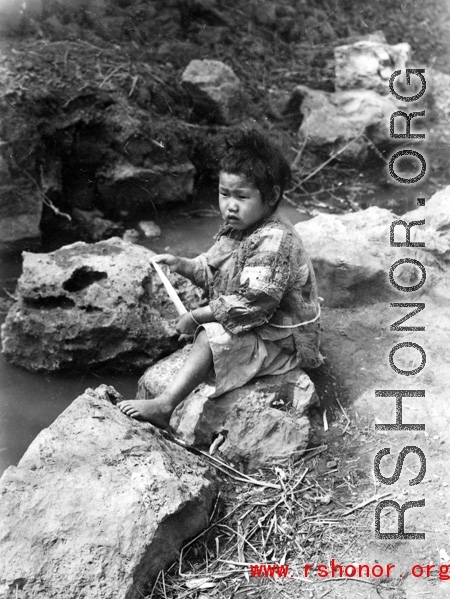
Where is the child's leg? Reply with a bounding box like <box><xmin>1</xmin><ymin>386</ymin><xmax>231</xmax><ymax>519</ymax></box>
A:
<box><xmin>118</xmin><ymin>329</ymin><xmax>213</xmax><ymax>428</ymax></box>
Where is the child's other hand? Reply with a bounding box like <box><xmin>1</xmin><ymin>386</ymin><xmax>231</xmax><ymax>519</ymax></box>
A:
<box><xmin>153</xmin><ymin>253</ymin><xmax>181</xmax><ymax>273</ymax></box>
<box><xmin>176</xmin><ymin>312</ymin><xmax>198</xmax><ymax>336</ymax></box>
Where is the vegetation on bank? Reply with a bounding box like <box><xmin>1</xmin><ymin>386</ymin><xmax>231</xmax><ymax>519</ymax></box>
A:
<box><xmin>1</xmin><ymin>0</ymin><xmax>449</xmax><ymax>248</ymax></box>
<box><xmin>1</xmin><ymin>3</ymin><xmax>449</xmax><ymax>597</ymax></box>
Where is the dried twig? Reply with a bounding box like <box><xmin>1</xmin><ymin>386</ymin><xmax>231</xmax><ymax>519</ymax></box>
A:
<box><xmin>196</xmin><ymin>449</ymin><xmax>281</xmax><ymax>490</ymax></box>
<box><xmin>323</xmin><ymin>408</ymin><xmax>329</xmax><ymax>432</ymax></box>
<box><xmin>21</xmin><ymin>169</ymin><xmax>72</xmax><ymax>221</ymax></box>
<box><xmin>335</xmin><ymin>397</ymin><xmax>351</xmax><ymax>435</ymax></box>
<box><xmin>129</xmin><ymin>74</ymin><xmax>139</xmax><ymax>97</ymax></box>
<box><xmin>291</xmin><ymin>136</ymin><xmax>308</xmax><ymax>169</ymax></box>
<box><xmin>99</xmin><ymin>65</ymin><xmax>121</xmax><ymax>88</ymax></box>
<box><xmin>320</xmin><ymin>576</ymin><xmax>398</xmax><ymax>589</ymax></box>
<box><xmin>3</xmin><ymin>288</ymin><xmax>18</xmax><ymax>301</ymax></box>
<box><xmin>288</xmin><ymin>132</ymin><xmax>365</xmax><ymax>193</ymax></box>
<box><xmin>342</xmin><ymin>492</ymin><xmax>391</xmax><ymax>517</ymax></box>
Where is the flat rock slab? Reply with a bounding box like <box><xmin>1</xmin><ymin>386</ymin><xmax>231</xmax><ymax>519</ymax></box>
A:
<box><xmin>0</xmin><ymin>237</ymin><xmax>194</xmax><ymax>373</ymax></box>
<box><xmin>137</xmin><ymin>347</ymin><xmax>318</xmax><ymax>471</ymax></box>
<box><xmin>0</xmin><ymin>385</ymin><xmax>216</xmax><ymax>599</ymax></box>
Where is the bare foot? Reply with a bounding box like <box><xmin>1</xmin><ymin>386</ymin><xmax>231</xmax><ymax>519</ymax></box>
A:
<box><xmin>118</xmin><ymin>397</ymin><xmax>173</xmax><ymax>428</ymax></box>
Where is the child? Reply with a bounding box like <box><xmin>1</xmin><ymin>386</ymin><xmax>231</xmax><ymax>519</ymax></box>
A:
<box><xmin>119</xmin><ymin>131</ymin><xmax>322</xmax><ymax>427</ymax></box>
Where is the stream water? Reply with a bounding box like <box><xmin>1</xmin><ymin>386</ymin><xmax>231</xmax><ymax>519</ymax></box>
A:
<box><xmin>0</xmin><ymin>201</ymin><xmax>307</xmax><ymax>476</ymax></box>
<box><xmin>0</xmin><ymin>168</ymin><xmax>440</xmax><ymax>476</ymax></box>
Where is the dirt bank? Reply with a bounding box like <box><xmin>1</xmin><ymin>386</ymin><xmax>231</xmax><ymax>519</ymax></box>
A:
<box><xmin>1</xmin><ymin>0</ymin><xmax>450</xmax><ymax>251</ymax></box>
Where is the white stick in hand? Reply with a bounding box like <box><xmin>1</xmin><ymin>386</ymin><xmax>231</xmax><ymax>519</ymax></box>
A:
<box><xmin>151</xmin><ymin>260</ymin><xmax>187</xmax><ymax>315</ymax></box>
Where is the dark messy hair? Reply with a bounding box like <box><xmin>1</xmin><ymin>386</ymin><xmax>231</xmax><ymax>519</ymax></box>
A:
<box><xmin>219</xmin><ymin>130</ymin><xmax>292</xmax><ymax>208</ymax></box>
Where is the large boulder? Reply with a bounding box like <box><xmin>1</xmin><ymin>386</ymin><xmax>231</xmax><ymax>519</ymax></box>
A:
<box><xmin>137</xmin><ymin>347</ymin><xmax>318</xmax><ymax>471</ymax></box>
<box><xmin>71</xmin><ymin>208</ymin><xmax>119</xmax><ymax>242</ymax></box>
<box><xmin>288</xmin><ymin>84</ymin><xmax>401</xmax><ymax>163</ymax></box>
<box><xmin>295</xmin><ymin>187</ymin><xmax>450</xmax><ymax>308</ymax></box>
<box><xmin>0</xmin><ymin>237</ymin><xmax>198</xmax><ymax>373</ymax></box>
<box><xmin>0</xmin><ymin>183</ymin><xmax>42</xmax><ymax>248</ymax></box>
<box><xmin>97</xmin><ymin>161</ymin><xmax>196</xmax><ymax>215</ymax></box>
<box><xmin>402</xmin><ymin>185</ymin><xmax>450</xmax><ymax>262</ymax></box>
<box><xmin>0</xmin><ymin>385</ymin><xmax>216</xmax><ymax>599</ymax></box>
<box><xmin>334</xmin><ymin>39</ymin><xmax>411</xmax><ymax>94</ymax></box>
<box><xmin>428</xmin><ymin>67</ymin><xmax>450</xmax><ymax>124</ymax></box>
<box><xmin>181</xmin><ymin>59</ymin><xmax>243</xmax><ymax>124</ymax></box>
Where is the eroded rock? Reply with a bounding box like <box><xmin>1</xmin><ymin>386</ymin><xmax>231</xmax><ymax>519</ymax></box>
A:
<box><xmin>428</xmin><ymin>67</ymin><xmax>450</xmax><ymax>123</ymax></box>
<box><xmin>0</xmin><ymin>385</ymin><xmax>216</xmax><ymax>599</ymax></box>
<box><xmin>0</xmin><ymin>184</ymin><xmax>42</xmax><ymax>248</ymax></box>
<box><xmin>181</xmin><ymin>59</ymin><xmax>243</xmax><ymax>124</ymax></box>
<box><xmin>295</xmin><ymin>186</ymin><xmax>450</xmax><ymax>307</ymax></box>
<box><xmin>72</xmin><ymin>208</ymin><xmax>118</xmax><ymax>242</ymax></box>
<box><xmin>97</xmin><ymin>161</ymin><xmax>195</xmax><ymax>213</ymax></box>
<box><xmin>0</xmin><ymin>237</ymin><xmax>198</xmax><ymax>372</ymax></box>
<box><xmin>287</xmin><ymin>84</ymin><xmax>400</xmax><ymax>162</ymax></box>
<box><xmin>137</xmin><ymin>347</ymin><xmax>318</xmax><ymax>471</ymax></box>
<box><xmin>402</xmin><ymin>186</ymin><xmax>450</xmax><ymax>262</ymax></box>
<box><xmin>138</xmin><ymin>220</ymin><xmax>162</xmax><ymax>239</ymax></box>
<box><xmin>334</xmin><ymin>39</ymin><xmax>411</xmax><ymax>93</ymax></box>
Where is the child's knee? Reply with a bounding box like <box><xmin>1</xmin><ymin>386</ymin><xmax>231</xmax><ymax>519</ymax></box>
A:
<box><xmin>195</xmin><ymin>328</ymin><xmax>210</xmax><ymax>347</ymax></box>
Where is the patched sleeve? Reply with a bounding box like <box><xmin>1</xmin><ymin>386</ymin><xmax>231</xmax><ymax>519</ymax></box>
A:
<box><xmin>185</xmin><ymin>236</ymin><xmax>235</xmax><ymax>291</ymax></box>
<box><xmin>185</xmin><ymin>254</ymin><xmax>210</xmax><ymax>290</ymax></box>
<box><xmin>209</xmin><ymin>227</ymin><xmax>299</xmax><ymax>333</ymax></box>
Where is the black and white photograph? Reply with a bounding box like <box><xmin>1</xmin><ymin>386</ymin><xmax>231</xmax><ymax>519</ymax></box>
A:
<box><xmin>0</xmin><ymin>0</ymin><xmax>449</xmax><ymax>597</ymax></box>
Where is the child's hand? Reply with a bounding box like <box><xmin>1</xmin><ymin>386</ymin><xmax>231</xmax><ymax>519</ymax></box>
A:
<box><xmin>176</xmin><ymin>312</ymin><xmax>198</xmax><ymax>336</ymax></box>
<box><xmin>153</xmin><ymin>253</ymin><xmax>181</xmax><ymax>273</ymax></box>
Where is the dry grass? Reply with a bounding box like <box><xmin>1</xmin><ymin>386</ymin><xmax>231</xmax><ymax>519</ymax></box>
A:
<box><xmin>146</xmin><ymin>421</ymin><xmax>401</xmax><ymax>599</ymax></box>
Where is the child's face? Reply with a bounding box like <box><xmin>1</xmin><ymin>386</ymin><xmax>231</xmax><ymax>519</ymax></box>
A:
<box><xmin>218</xmin><ymin>172</ymin><xmax>275</xmax><ymax>231</ymax></box>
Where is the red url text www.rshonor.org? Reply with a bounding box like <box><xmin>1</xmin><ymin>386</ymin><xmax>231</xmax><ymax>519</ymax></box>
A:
<box><xmin>249</xmin><ymin>561</ymin><xmax>450</xmax><ymax>580</ymax></box>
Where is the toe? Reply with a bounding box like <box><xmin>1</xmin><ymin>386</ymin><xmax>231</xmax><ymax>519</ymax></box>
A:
<box><xmin>119</xmin><ymin>402</ymin><xmax>134</xmax><ymax>415</ymax></box>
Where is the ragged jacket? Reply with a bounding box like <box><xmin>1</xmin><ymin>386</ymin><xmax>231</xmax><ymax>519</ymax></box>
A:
<box><xmin>187</xmin><ymin>210</ymin><xmax>323</xmax><ymax>369</ymax></box>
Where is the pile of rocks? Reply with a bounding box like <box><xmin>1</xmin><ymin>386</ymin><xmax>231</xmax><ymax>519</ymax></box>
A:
<box><xmin>1</xmin><ymin>1</ymin><xmax>443</xmax><ymax>248</ymax></box>
<box><xmin>289</xmin><ymin>34</ymin><xmax>417</xmax><ymax>163</ymax></box>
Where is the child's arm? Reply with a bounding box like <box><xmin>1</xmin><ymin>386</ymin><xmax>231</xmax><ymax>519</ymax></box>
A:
<box><xmin>153</xmin><ymin>253</ymin><xmax>217</xmax><ymax>335</ymax></box>
<box><xmin>176</xmin><ymin>305</ymin><xmax>216</xmax><ymax>335</ymax></box>
<box><xmin>152</xmin><ymin>253</ymin><xmax>196</xmax><ymax>282</ymax></box>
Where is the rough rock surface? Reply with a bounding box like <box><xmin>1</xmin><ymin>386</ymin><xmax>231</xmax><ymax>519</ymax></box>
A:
<box><xmin>137</xmin><ymin>347</ymin><xmax>318</xmax><ymax>471</ymax></box>
<box><xmin>71</xmin><ymin>208</ymin><xmax>118</xmax><ymax>242</ymax></box>
<box><xmin>0</xmin><ymin>237</ymin><xmax>193</xmax><ymax>372</ymax></box>
<box><xmin>428</xmin><ymin>67</ymin><xmax>450</xmax><ymax>124</ymax></box>
<box><xmin>0</xmin><ymin>385</ymin><xmax>216</xmax><ymax>599</ymax></box>
<box><xmin>137</xmin><ymin>220</ymin><xmax>162</xmax><ymax>239</ymax></box>
<box><xmin>97</xmin><ymin>161</ymin><xmax>195</xmax><ymax>214</ymax></box>
<box><xmin>0</xmin><ymin>37</ymin><xmax>197</xmax><ymax>247</ymax></box>
<box><xmin>334</xmin><ymin>39</ymin><xmax>411</xmax><ymax>93</ymax></box>
<box><xmin>295</xmin><ymin>186</ymin><xmax>450</xmax><ymax>308</ymax></box>
<box><xmin>0</xmin><ymin>184</ymin><xmax>43</xmax><ymax>248</ymax></box>
<box><xmin>181</xmin><ymin>59</ymin><xmax>243</xmax><ymax>124</ymax></box>
<box><xmin>288</xmin><ymin>84</ymin><xmax>401</xmax><ymax>162</ymax></box>
<box><xmin>402</xmin><ymin>186</ymin><xmax>450</xmax><ymax>256</ymax></box>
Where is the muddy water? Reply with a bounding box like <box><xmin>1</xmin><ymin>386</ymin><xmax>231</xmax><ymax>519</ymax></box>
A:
<box><xmin>0</xmin><ymin>203</ymin><xmax>307</xmax><ymax>475</ymax></box>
